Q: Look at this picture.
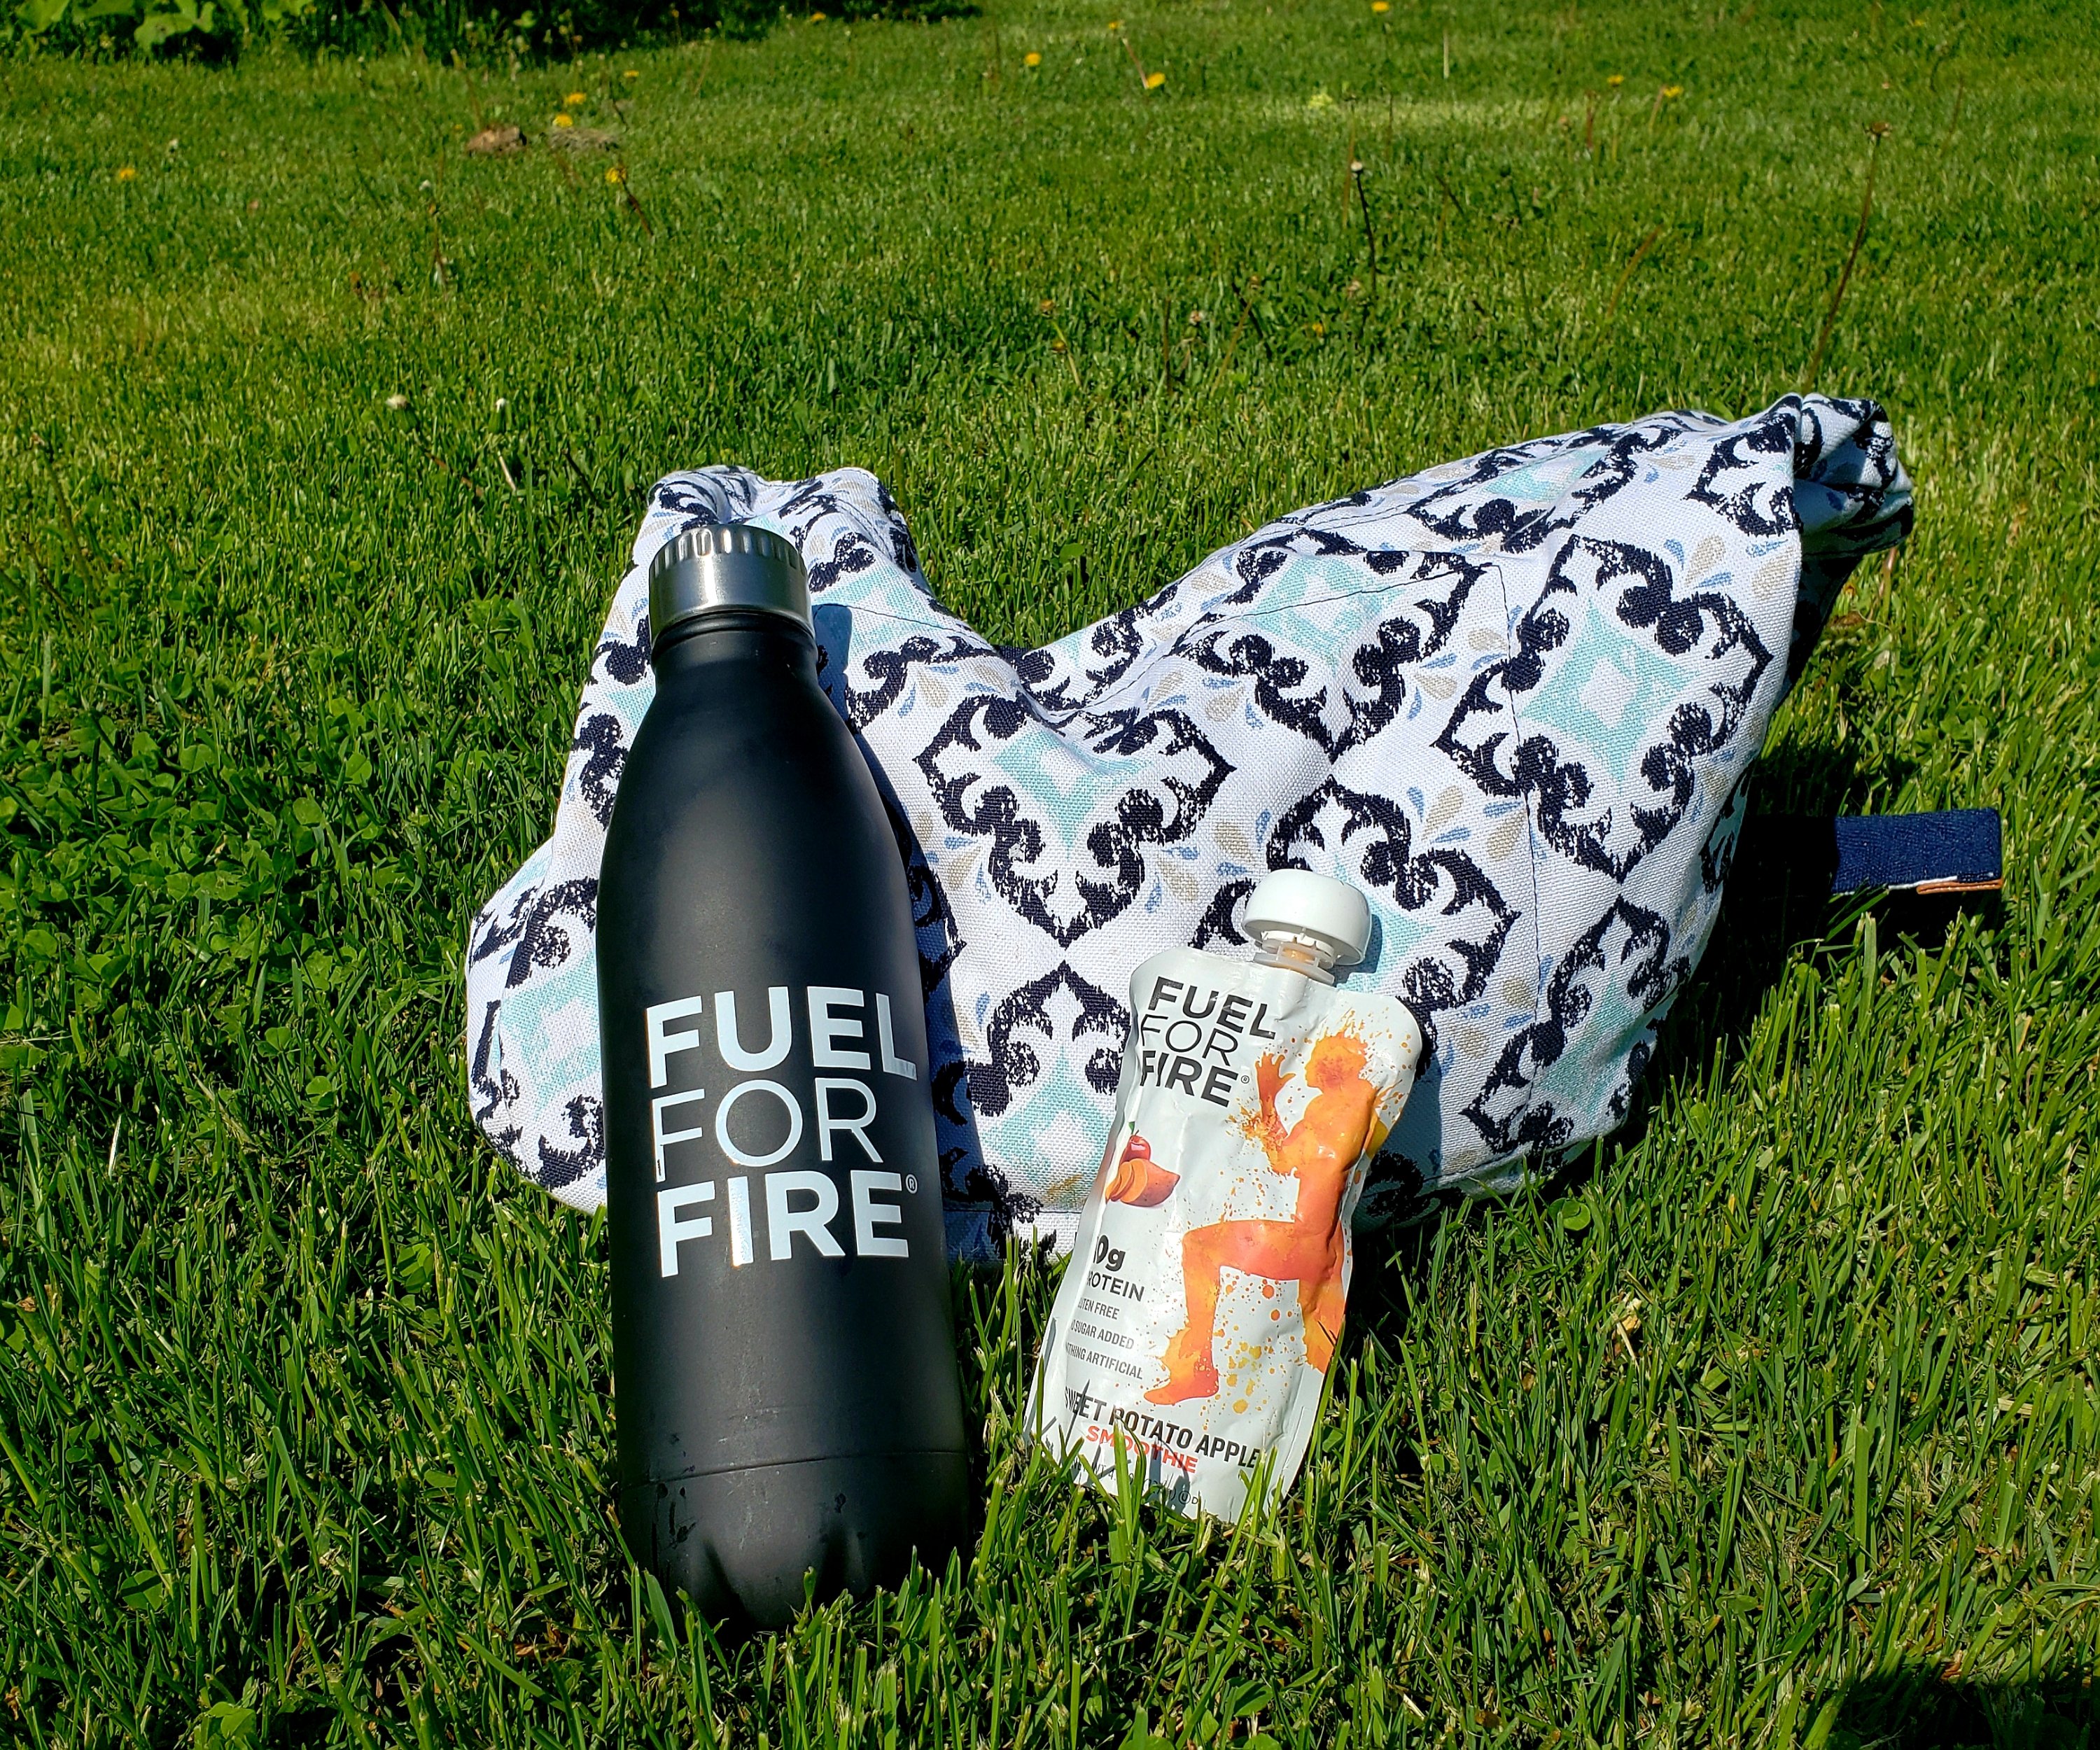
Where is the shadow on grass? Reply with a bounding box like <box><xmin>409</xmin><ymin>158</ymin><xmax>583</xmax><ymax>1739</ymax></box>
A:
<box><xmin>1831</xmin><ymin>1660</ymin><xmax>2096</xmax><ymax>1746</ymax></box>
<box><xmin>1655</xmin><ymin>737</ymin><xmax>1928</xmax><ymax>1078</ymax></box>
<box><xmin>1357</xmin><ymin>740</ymin><xmax>1952</xmax><ymax>1213</ymax></box>
<box><xmin>1581</xmin><ymin>736</ymin><xmax>2003</xmax><ymax>1170</ymax></box>
<box><xmin>1349</xmin><ymin>737</ymin><xmax>1999</xmax><ymax>1301</ymax></box>
<box><xmin>1336</xmin><ymin>740</ymin><xmax>2044</xmax><ymax>1733</ymax></box>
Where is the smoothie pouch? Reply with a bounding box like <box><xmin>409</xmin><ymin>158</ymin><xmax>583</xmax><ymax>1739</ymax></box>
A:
<box><xmin>1030</xmin><ymin>872</ymin><xmax>1422</xmax><ymax>1520</ymax></box>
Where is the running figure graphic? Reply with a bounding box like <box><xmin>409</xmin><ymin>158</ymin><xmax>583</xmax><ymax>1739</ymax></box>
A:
<box><xmin>1147</xmin><ymin>1032</ymin><xmax>1387</xmax><ymax>1405</ymax></box>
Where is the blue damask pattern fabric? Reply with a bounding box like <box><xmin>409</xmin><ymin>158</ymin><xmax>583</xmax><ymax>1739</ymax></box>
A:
<box><xmin>465</xmin><ymin>394</ymin><xmax>1910</xmax><ymax>1258</ymax></box>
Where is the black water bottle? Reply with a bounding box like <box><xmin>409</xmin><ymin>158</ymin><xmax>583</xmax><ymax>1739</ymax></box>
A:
<box><xmin>597</xmin><ymin>522</ymin><xmax>969</xmax><ymax>1629</ymax></box>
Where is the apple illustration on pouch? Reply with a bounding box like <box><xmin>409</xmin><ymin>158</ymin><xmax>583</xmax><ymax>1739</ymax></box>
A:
<box><xmin>1106</xmin><ymin>1130</ymin><xmax>1179</xmax><ymax>1208</ymax></box>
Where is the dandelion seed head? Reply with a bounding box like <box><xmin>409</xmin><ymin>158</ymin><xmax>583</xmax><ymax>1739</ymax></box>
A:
<box><xmin>385</xmin><ymin>393</ymin><xmax>410</xmax><ymax>410</ymax></box>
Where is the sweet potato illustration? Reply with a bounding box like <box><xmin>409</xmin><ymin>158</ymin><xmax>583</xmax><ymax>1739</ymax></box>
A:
<box><xmin>1105</xmin><ymin>1132</ymin><xmax>1179</xmax><ymax>1208</ymax></box>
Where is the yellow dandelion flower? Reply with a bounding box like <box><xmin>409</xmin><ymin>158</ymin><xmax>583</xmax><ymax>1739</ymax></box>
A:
<box><xmin>606</xmin><ymin>165</ymin><xmax>624</xmax><ymax>184</ymax></box>
<box><xmin>1144</xmin><ymin>69</ymin><xmax>1165</xmax><ymax>88</ymax></box>
<box><xmin>1310</xmin><ymin>321</ymin><xmax>1326</xmax><ymax>336</ymax></box>
<box><xmin>564</xmin><ymin>90</ymin><xmax>587</xmax><ymax>106</ymax></box>
<box><xmin>115</xmin><ymin>164</ymin><xmax>137</xmax><ymax>181</ymax></box>
<box><xmin>1606</xmin><ymin>72</ymin><xmax>1625</xmax><ymax>85</ymax></box>
<box><xmin>1023</xmin><ymin>50</ymin><xmax>1041</xmax><ymax>65</ymax></box>
<box><xmin>552</xmin><ymin>113</ymin><xmax>576</xmax><ymax>128</ymax></box>
<box><xmin>1661</xmin><ymin>83</ymin><xmax>1683</xmax><ymax>97</ymax></box>
<box><xmin>1107</xmin><ymin>18</ymin><xmax>1122</xmax><ymax>29</ymax></box>
<box><xmin>624</xmin><ymin>68</ymin><xmax>639</xmax><ymax>78</ymax></box>
<box><xmin>1371</xmin><ymin>2</ymin><xmax>1389</xmax><ymax>11</ymax></box>
<box><xmin>809</xmin><ymin>9</ymin><xmax>825</xmax><ymax>18</ymax></box>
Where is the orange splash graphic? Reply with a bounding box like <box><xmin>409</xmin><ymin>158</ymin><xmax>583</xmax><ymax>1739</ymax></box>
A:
<box><xmin>1147</xmin><ymin>1031</ymin><xmax>1387</xmax><ymax>1404</ymax></box>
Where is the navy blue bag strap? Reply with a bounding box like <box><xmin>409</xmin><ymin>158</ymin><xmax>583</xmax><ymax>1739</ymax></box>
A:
<box><xmin>1740</xmin><ymin>808</ymin><xmax>2002</xmax><ymax>897</ymax></box>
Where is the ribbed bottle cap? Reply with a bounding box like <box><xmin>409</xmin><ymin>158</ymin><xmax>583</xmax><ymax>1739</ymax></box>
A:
<box><xmin>1243</xmin><ymin>870</ymin><xmax>1372</xmax><ymax>967</ymax></box>
<box><xmin>647</xmin><ymin>522</ymin><xmax>811</xmax><ymax>646</ymax></box>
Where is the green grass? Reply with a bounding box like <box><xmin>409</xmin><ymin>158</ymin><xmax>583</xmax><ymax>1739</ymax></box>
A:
<box><xmin>4</xmin><ymin>0</ymin><xmax>2100</xmax><ymax>1742</ymax></box>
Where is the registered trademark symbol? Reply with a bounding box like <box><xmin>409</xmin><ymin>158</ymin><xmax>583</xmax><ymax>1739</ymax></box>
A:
<box><xmin>905</xmin><ymin>1175</ymin><xmax>918</xmax><ymax>1194</ymax></box>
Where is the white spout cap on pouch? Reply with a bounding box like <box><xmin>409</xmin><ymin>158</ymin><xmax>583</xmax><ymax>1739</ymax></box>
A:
<box><xmin>1242</xmin><ymin>870</ymin><xmax>1372</xmax><ymax>984</ymax></box>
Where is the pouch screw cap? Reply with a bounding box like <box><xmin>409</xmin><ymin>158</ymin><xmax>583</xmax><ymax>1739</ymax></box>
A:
<box><xmin>1243</xmin><ymin>870</ymin><xmax>1373</xmax><ymax>968</ymax></box>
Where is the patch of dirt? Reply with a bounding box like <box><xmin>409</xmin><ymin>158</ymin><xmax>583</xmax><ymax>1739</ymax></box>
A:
<box><xmin>464</xmin><ymin>125</ymin><xmax>528</xmax><ymax>156</ymax></box>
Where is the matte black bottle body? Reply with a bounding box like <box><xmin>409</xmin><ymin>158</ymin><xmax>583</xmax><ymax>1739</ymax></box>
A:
<box><xmin>598</xmin><ymin>613</ymin><xmax>967</xmax><ymax>1628</ymax></box>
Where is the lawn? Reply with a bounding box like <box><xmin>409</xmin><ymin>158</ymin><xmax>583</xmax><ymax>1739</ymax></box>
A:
<box><xmin>4</xmin><ymin>0</ymin><xmax>2100</xmax><ymax>1741</ymax></box>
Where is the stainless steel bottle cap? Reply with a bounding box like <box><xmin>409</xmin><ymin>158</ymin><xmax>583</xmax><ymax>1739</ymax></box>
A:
<box><xmin>647</xmin><ymin>522</ymin><xmax>811</xmax><ymax>645</ymax></box>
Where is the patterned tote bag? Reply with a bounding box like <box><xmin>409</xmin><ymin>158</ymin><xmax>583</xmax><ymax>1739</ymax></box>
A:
<box><xmin>466</xmin><ymin>393</ymin><xmax>1910</xmax><ymax>1257</ymax></box>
